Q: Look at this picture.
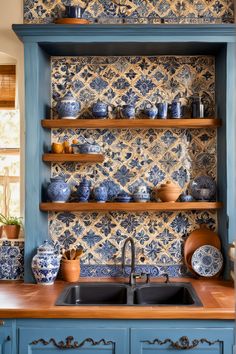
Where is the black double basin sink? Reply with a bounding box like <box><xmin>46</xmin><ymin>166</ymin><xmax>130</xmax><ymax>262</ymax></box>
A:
<box><xmin>56</xmin><ymin>282</ymin><xmax>202</xmax><ymax>307</ymax></box>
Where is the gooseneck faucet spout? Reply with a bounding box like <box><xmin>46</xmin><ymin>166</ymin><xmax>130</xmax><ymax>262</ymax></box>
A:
<box><xmin>121</xmin><ymin>237</ymin><xmax>135</xmax><ymax>277</ymax></box>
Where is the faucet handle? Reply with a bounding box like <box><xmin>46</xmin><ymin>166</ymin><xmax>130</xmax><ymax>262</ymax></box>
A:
<box><xmin>163</xmin><ymin>273</ymin><xmax>169</xmax><ymax>283</ymax></box>
<box><xmin>140</xmin><ymin>272</ymin><xmax>151</xmax><ymax>284</ymax></box>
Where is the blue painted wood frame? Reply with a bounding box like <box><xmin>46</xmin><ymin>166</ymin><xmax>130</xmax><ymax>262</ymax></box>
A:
<box><xmin>13</xmin><ymin>24</ymin><xmax>236</xmax><ymax>282</ymax></box>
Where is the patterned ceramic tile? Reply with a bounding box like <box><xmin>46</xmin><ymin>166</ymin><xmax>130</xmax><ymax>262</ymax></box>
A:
<box><xmin>48</xmin><ymin>55</ymin><xmax>217</xmax><ymax>278</ymax></box>
<box><xmin>24</xmin><ymin>0</ymin><xmax>234</xmax><ymax>24</ymax></box>
<box><xmin>0</xmin><ymin>240</ymin><xmax>24</xmax><ymax>280</ymax></box>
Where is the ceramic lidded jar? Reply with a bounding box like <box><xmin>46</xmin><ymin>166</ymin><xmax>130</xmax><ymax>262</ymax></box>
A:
<box><xmin>92</xmin><ymin>100</ymin><xmax>109</xmax><ymax>118</ymax></box>
<box><xmin>56</xmin><ymin>93</ymin><xmax>81</xmax><ymax>119</ymax></box>
<box><xmin>76</xmin><ymin>178</ymin><xmax>91</xmax><ymax>202</ymax></box>
<box><xmin>47</xmin><ymin>176</ymin><xmax>71</xmax><ymax>203</ymax></box>
<box><xmin>31</xmin><ymin>240</ymin><xmax>61</xmax><ymax>285</ymax></box>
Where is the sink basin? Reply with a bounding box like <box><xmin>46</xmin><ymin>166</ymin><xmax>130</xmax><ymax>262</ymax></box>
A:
<box><xmin>134</xmin><ymin>283</ymin><xmax>202</xmax><ymax>306</ymax></box>
<box><xmin>56</xmin><ymin>283</ymin><xmax>129</xmax><ymax>306</ymax></box>
<box><xmin>56</xmin><ymin>282</ymin><xmax>202</xmax><ymax>306</ymax></box>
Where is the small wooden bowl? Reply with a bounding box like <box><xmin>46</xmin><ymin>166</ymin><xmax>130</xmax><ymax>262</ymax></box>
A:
<box><xmin>54</xmin><ymin>18</ymin><xmax>90</xmax><ymax>25</ymax></box>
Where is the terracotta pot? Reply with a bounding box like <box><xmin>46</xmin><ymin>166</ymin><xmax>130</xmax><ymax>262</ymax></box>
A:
<box><xmin>61</xmin><ymin>259</ymin><xmax>80</xmax><ymax>282</ymax></box>
<box><xmin>2</xmin><ymin>225</ymin><xmax>20</xmax><ymax>239</ymax></box>
<box><xmin>157</xmin><ymin>181</ymin><xmax>181</xmax><ymax>202</ymax></box>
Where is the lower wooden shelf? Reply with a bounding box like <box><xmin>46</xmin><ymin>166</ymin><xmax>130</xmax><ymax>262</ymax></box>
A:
<box><xmin>42</xmin><ymin>153</ymin><xmax>104</xmax><ymax>163</ymax></box>
<box><xmin>40</xmin><ymin>201</ymin><xmax>223</xmax><ymax>212</ymax></box>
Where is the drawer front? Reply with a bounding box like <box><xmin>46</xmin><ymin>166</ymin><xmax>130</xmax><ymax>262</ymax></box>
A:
<box><xmin>131</xmin><ymin>328</ymin><xmax>234</xmax><ymax>354</ymax></box>
<box><xmin>19</xmin><ymin>327</ymin><xmax>128</xmax><ymax>354</ymax></box>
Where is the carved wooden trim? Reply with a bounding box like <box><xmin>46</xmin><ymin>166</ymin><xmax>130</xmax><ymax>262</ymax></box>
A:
<box><xmin>31</xmin><ymin>336</ymin><xmax>114</xmax><ymax>349</ymax></box>
<box><xmin>143</xmin><ymin>336</ymin><xmax>221</xmax><ymax>350</ymax></box>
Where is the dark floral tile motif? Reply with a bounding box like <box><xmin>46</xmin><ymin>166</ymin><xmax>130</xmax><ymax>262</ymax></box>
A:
<box><xmin>0</xmin><ymin>240</ymin><xmax>24</xmax><ymax>280</ymax></box>
<box><xmin>24</xmin><ymin>0</ymin><xmax>234</xmax><ymax>24</ymax></box>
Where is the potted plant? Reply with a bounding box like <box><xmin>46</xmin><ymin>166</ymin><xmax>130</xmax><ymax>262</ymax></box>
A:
<box><xmin>61</xmin><ymin>247</ymin><xmax>83</xmax><ymax>282</ymax></box>
<box><xmin>0</xmin><ymin>214</ymin><xmax>23</xmax><ymax>239</ymax></box>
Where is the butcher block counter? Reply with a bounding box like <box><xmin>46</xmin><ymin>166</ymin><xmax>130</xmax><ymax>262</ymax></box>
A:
<box><xmin>0</xmin><ymin>278</ymin><xmax>234</xmax><ymax>319</ymax></box>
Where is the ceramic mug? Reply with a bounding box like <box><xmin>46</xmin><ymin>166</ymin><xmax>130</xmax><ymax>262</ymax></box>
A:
<box><xmin>65</xmin><ymin>6</ymin><xmax>84</xmax><ymax>18</ymax></box>
<box><xmin>157</xmin><ymin>102</ymin><xmax>168</xmax><ymax>119</ymax></box>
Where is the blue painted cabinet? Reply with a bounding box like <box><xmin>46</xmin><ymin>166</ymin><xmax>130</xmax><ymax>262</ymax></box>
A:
<box><xmin>0</xmin><ymin>321</ymin><xmax>12</xmax><ymax>354</ymax></box>
<box><xmin>131</xmin><ymin>328</ymin><xmax>234</xmax><ymax>353</ymax></box>
<box><xmin>18</xmin><ymin>326</ymin><xmax>128</xmax><ymax>354</ymax></box>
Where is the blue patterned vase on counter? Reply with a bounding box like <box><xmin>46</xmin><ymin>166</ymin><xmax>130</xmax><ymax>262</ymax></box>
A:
<box><xmin>56</xmin><ymin>93</ymin><xmax>81</xmax><ymax>119</ymax></box>
<box><xmin>93</xmin><ymin>186</ymin><xmax>108</xmax><ymax>203</ymax></box>
<box><xmin>171</xmin><ymin>99</ymin><xmax>182</xmax><ymax>118</ymax></box>
<box><xmin>92</xmin><ymin>100</ymin><xmax>109</xmax><ymax>118</ymax></box>
<box><xmin>47</xmin><ymin>176</ymin><xmax>71</xmax><ymax>203</ymax></box>
<box><xmin>157</xmin><ymin>102</ymin><xmax>168</xmax><ymax>119</ymax></box>
<box><xmin>31</xmin><ymin>240</ymin><xmax>61</xmax><ymax>285</ymax></box>
<box><xmin>76</xmin><ymin>179</ymin><xmax>91</xmax><ymax>202</ymax></box>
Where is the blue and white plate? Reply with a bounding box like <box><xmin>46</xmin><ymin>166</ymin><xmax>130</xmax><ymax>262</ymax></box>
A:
<box><xmin>191</xmin><ymin>245</ymin><xmax>223</xmax><ymax>277</ymax></box>
<box><xmin>190</xmin><ymin>176</ymin><xmax>216</xmax><ymax>201</ymax></box>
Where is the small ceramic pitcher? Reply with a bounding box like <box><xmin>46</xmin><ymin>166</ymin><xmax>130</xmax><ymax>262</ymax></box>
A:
<box><xmin>144</xmin><ymin>102</ymin><xmax>158</xmax><ymax>119</ymax></box>
<box><xmin>118</xmin><ymin>104</ymin><xmax>137</xmax><ymax>119</ymax></box>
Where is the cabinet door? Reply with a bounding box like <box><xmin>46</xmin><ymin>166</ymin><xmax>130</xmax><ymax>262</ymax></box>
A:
<box><xmin>131</xmin><ymin>328</ymin><xmax>234</xmax><ymax>354</ymax></box>
<box><xmin>0</xmin><ymin>322</ymin><xmax>12</xmax><ymax>354</ymax></box>
<box><xmin>19</xmin><ymin>327</ymin><xmax>128</xmax><ymax>354</ymax></box>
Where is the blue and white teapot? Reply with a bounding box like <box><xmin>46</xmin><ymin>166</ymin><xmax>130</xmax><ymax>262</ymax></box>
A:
<box><xmin>31</xmin><ymin>240</ymin><xmax>61</xmax><ymax>285</ymax></box>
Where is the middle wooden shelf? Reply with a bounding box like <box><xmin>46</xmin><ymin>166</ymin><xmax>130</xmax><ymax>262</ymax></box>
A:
<box><xmin>40</xmin><ymin>201</ymin><xmax>223</xmax><ymax>212</ymax></box>
<box><xmin>42</xmin><ymin>153</ymin><xmax>105</xmax><ymax>163</ymax></box>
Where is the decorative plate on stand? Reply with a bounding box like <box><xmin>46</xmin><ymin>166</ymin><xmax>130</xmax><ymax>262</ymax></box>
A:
<box><xmin>191</xmin><ymin>245</ymin><xmax>223</xmax><ymax>277</ymax></box>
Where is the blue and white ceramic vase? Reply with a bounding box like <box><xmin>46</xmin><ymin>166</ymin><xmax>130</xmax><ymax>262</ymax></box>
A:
<box><xmin>47</xmin><ymin>176</ymin><xmax>71</xmax><ymax>203</ymax></box>
<box><xmin>56</xmin><ymin>93</ymin><xmax>81</xmax><ymax>119</ymax></box>
<box><xmin>92</xmin><ymin>100</ymin><xmax>109</xmax><ymax>118</ymax></box>
<box><xmin>144</xmin><ymin>103</ymin><xmax>158</xmax><ymax>119</ymax></box>
<box><xmin>120</xmin><ymin>104</ymin><xmax>136</xmax><ymax>119</ymax></box>
<box><xmin>31</xmin><ymin>240</ymin><xmax>61</xmax><ymax>285</ymax></box>
<box><xmin>157</xmin><ymin>102</ymin><xmax>168</xmax><ymax>119</ymax></box>
<box><xmin>93</xmin><ymin>186</ymin><xmax>108</xmax><ymax>203</ymax></box>
<box><xmin>171</xmin><ymin>99</ymin><xmax>182</xmax><ymax>118</ymax></box>
<box><xmin>76</xmin><ymin>179</ymin><xmax>91</xmax><ymax>202</ymax></box>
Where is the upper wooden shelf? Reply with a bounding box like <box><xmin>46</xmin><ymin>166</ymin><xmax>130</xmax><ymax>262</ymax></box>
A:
<box><xmin>42</xmin><ymin>153</ymin><xmax>104</xmax><ymax>163</ymax></box>
<box><xmin>40</xmin><ymin>201</ymin><xmax>223</xmax><ymax>212</ymax></box>
<box><xmin>41</xmin><ymin>119</ymin><xmax>221</xmax><ymax>129</ymax></box>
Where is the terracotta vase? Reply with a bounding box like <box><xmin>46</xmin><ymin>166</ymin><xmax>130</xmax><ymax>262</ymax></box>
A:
<box><xmin>61</xmin><ymin>259</ymin><xmax>80</xmax><ymax>282</ymax></box>
<box><xmin>2</xmin><ymin>225</ymin><xmax>20</xmax><ymax>239</ymax></box>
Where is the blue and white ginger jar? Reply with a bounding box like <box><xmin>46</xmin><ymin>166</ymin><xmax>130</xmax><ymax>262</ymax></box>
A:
<box><xmin>56</xmin><ymin>93</ymin><xmax>81</xmax><ymax>119</ymax></box>
<box><xmin>76</xmin><ymin>178</ymin><xmax>91</xmax><ymax>202</ymax></box>
<box><xmin>47</xmin><ymin>176</ymin><xmax>71</xmax><ymax>203</ymax></box>
<box><xmin>31</xmin><ymin>240</ymin><xmax>61</xmax><ymax>285</ymax></box>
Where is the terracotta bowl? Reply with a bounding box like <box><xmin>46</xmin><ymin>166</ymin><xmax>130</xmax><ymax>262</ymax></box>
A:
<box><xmin>184</xmin><ymin>226</ymin><xmax>221</xmax><ymax>274</ymax></box>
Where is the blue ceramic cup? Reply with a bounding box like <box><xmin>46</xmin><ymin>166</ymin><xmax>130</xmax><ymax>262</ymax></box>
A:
<box><xmin>157</xmin><ymin>102</ymin><xmax>168</xmax><ymax>119</ymax></box>
<box><xmin>171</xmin><ymin>100</ymin><xmax>182</xmax><ymax>118</ymax></box>
<box><xmin>65</xmin><ymin>6</ymin><xmax>84</xmax><ymax>18</ymax></box>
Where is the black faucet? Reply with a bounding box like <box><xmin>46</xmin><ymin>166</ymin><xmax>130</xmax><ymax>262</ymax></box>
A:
<box><xmin>121</xmin><ymin>237</ymin><xmax>150</xmax><ymax>286</ymax></box>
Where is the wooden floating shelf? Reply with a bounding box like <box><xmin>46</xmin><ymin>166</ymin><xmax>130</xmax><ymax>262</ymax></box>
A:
<box><xmin>40</xmin><ymin>202</ymin><xmax>223</xmax><ymax>212</ymax></box>
<box><xmin>41</xmin><ymin>118</ymin><xmax>221</xmax><ymax>129</ymax></box>
<box><xmin>42</xmin><ymin>153</ymin><xmax>104</xmax><ymax>163</ymax></box>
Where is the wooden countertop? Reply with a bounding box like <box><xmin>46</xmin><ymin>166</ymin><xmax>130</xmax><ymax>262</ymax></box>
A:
<box><xmin>0</xmin><ymin>278</ymin><xmax>234</xmax><ymax>320</ymax></box>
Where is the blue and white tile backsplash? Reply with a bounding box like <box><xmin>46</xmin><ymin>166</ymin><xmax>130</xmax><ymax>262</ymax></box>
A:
<box><xmin>0</xmin><ymin>240</ymin><xmax>24</xmax><ymax>280</ymax></box>
<box><xmin>24</xmin><ymin>0</ymin><xmax>234</xmax><ymax>24</ymax></box>
<box><xmin>48</xmin><ymin>55</ymin><xmax>217</xmax><ymax>278</ymax></box>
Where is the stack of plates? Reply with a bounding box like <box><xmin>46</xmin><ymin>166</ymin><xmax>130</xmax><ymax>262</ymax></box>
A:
<box><xmin>184</xmin><ymin>225</ymin><xmax>223</xmax><ymax>277</ymax></box>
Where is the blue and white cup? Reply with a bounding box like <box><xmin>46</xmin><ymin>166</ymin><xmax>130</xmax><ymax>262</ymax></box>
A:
<box><xmin>65</xmin><ymin>6</ymin><xmax>84</xmax><ymax>18</ymax></box>
<box><xmin>171</xmin><ymin>100</ymin><xmax>182</xmax><ymax>119</ymax></box>
<box><xmin>157</xmin><ymin>102</ymin><xmax>168</xmax><ymax>119</ymax></box>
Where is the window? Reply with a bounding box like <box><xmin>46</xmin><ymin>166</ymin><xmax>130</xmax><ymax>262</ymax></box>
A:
<box><xmin>0</xmin><ymin>64</ymin><xmax>20</xmax><ymax>217</ymax></box>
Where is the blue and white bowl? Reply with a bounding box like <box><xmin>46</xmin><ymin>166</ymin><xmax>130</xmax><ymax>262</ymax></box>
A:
<box><xmin>116</xmin><ymin>192</ymin><xmax>132</xmax><ymax>203</ymax></box>
<box><xmin>72</xmin><ymin>143</ymin><xmax>101</xmax><ymax>154</ymax></box>
<box><xmin>191</xmin><ymin>245</ymin><xmax>223</xmax><ymax>277</ymax></box>
<box><xmin>133</xmin><ymin>192</ymin><xmax>150</xmax><ymax>203</ymax></box>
